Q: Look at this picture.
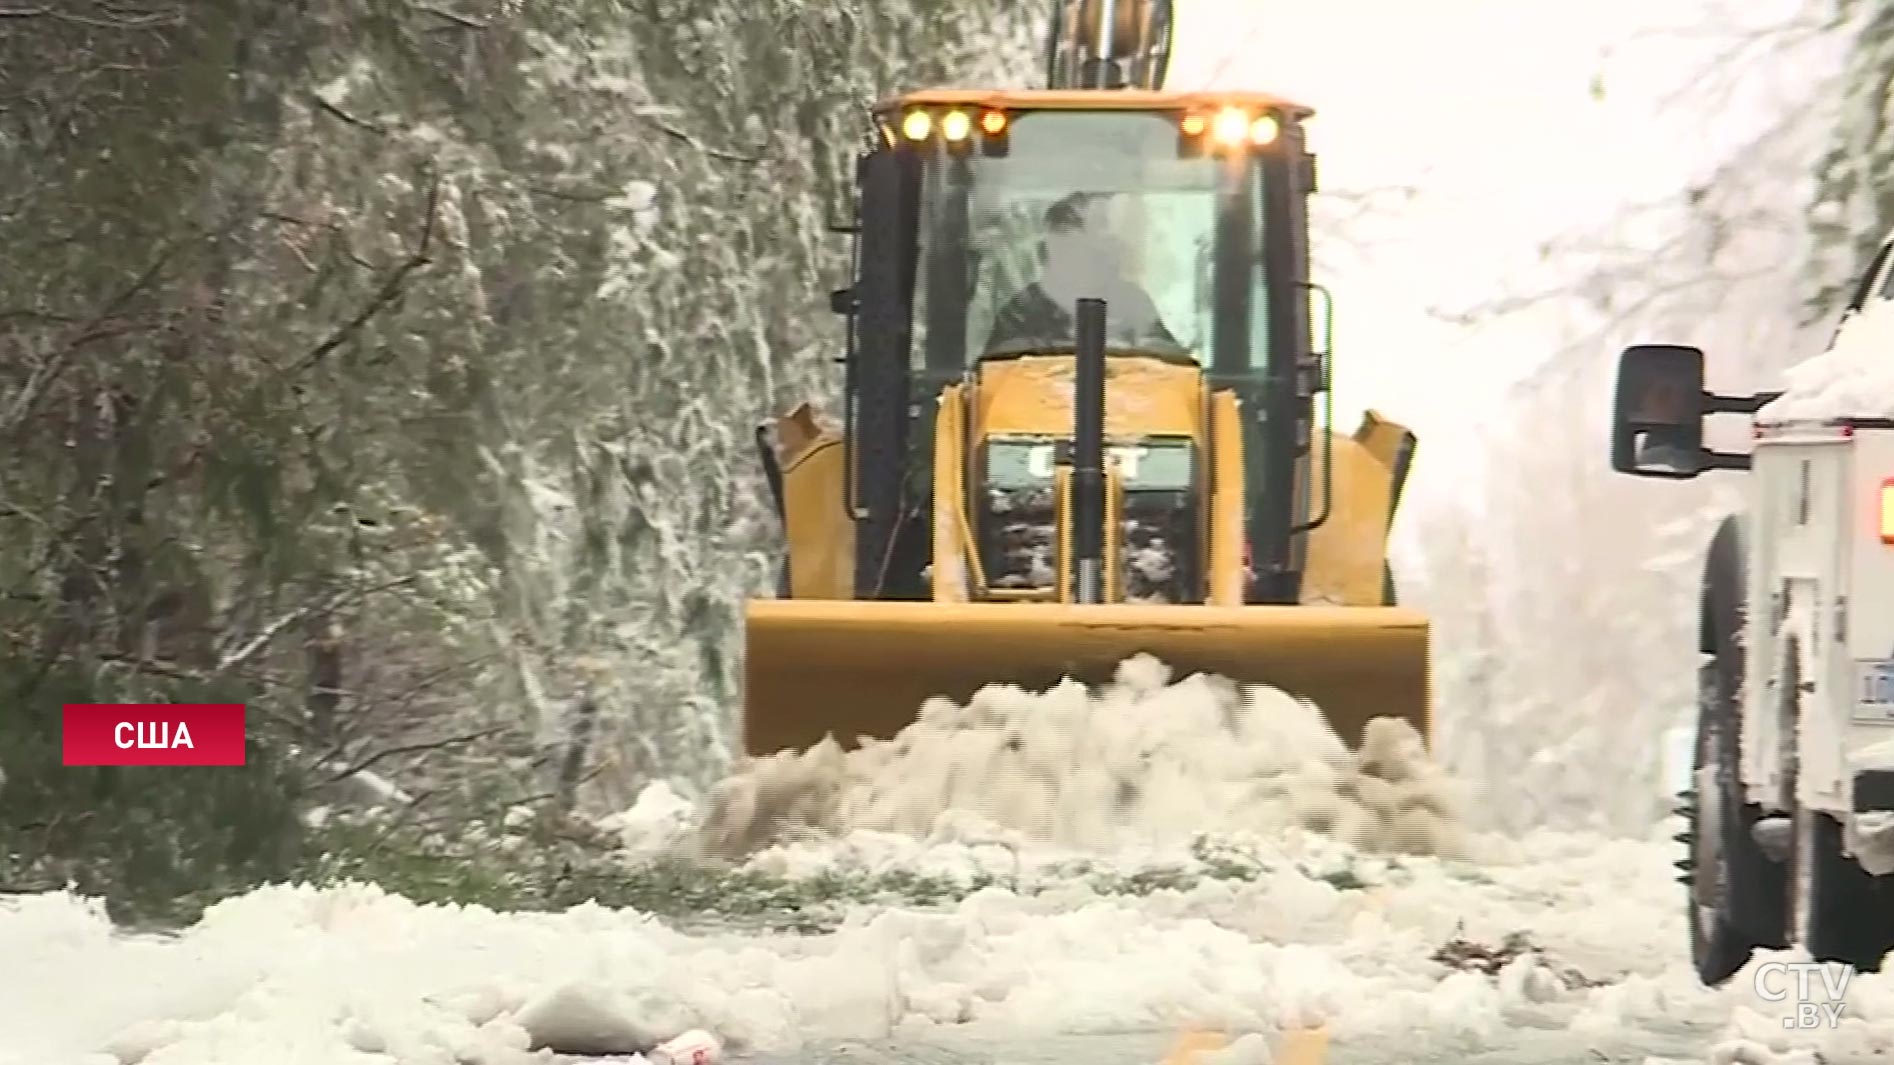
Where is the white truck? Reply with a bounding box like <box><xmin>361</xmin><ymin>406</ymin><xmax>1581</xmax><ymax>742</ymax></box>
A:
<box><xmin>1608</xmin><ymin>238</ymin><xmax>1894</xmax><ymax>986</ymax></box>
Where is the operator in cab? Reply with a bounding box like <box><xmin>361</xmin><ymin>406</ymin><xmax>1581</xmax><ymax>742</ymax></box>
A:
<box><xmin>982</xmin><ymin>191</ymin><xmax>1183</xmax><ymax>357</ymax></box>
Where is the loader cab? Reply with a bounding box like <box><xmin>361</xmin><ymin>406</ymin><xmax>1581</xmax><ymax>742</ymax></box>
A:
<box><xmin>912</xmin><ymin>109</ymin><xmax>1244</xmax><ymax>375</ymax></box>
<box><xmin>837</xmin><ymin>90</ymin><xmax>1324</xmax><ymax>603</ymax></box>
<box><xmin>890</xmin><ymin>97</ymin><xmax>1298</xmax><ymax>385</ymax></box>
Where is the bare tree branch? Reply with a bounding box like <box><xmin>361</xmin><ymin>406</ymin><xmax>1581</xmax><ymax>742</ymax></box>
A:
<box><xmin>309</xmin><ymin>94</ymin><xmax>388</xmax><ymax>136</ymax></box>
<box><xmin>352</xmin><ymin>651</ymin><xmax>501</xmax><ymax>717</ymax></box>
<box><xmin>526</xmin><ymin>185</ymin><xmax>617</xmax><ymax>204</ymax></box>
<box><xmin>627</xmin><ymin>105</ymin><xmax>762</xmax><ymax>164</ymax></box>
<box><xmin>321</xmin><ymin>726</ymin><xmax>505</xmax><ymax>786</ymax></box>
<box><xmin>0</xmin><ymin>4</ymin><xmax>182</xmax><ymax>29</ymax></box>
<box><xmin>216</xmin><ymin>576</ymin><xmax>417</xmax><ymax>673</ymax></box>
<box><xmin>0</xmin><ymin>237</ymin><xmax>186</xmax><ymax>438</ymax></box>
<box><xmin>413</xmin><ymin>3</ymin><xmax>488</xmax><ymax>30</ymax></box>
<box><xmin>289</xmin><ymin>175</ymin><xmax>440</xmax><ymax>374</ymax></box>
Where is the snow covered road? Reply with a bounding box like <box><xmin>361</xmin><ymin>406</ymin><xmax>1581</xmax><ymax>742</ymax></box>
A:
<box><xmin>738</xmin><ymin>1019</ymin><xmax>1721</xmax><ymax>1065</ymax></box>
<box><xmin>4</xmin><ymin>814</ymin><xmax>1888</xmax><ymax>1065</ymax></box>
<box><xmin>5</xmin><ymin>666</ymin><xmax>1888</xmax><ymax>1065</ymax></box>
<box><xmin>0</xmin><ymin>823</ymin><xmax>1795</xmax><ymax>1065</ymax></box>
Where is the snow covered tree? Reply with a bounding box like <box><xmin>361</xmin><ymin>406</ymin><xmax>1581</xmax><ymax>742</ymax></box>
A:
<box><xmin>1411</xmin><ymin>1</ymin><xmax>1844</xmax><ymax>833</ymax></box>
<box><xmin>1810</xmin><ymin>0</ymin><xmax>1894</xmax><ymax>314</ymax></box>
<box><xmin>0</xmin><ymin>0</ymin><xmax>1033</xmax><ymax>916</ymax></box>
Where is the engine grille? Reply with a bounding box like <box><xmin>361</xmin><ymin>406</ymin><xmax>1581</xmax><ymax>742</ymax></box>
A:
<box><xmin>980</xmin><ymin>486</ymin><xmax>1193</xmax><ymax>602</ymax></box>
<box><xmin>985</xmin><ymin>486</ymin><xmax>1058</xmax><ymax>591</ymax></box>
<box><xmin>1122</xmin><ymin>492</ymin><xmax>1192</xmax><ymax>603</ymax></box>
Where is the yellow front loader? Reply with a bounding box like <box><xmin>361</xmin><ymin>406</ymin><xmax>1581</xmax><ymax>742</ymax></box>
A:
<box><xmin>743</xmin><ymin>0</ymin><xmax>1429</xmax><ymax>757</ymax></box>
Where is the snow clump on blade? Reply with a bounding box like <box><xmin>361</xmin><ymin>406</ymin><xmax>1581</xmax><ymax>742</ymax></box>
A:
<box><xmin>697</xmin><ymin>653</ymin><xmax>1469</xmax><ymax>860</ymax></box>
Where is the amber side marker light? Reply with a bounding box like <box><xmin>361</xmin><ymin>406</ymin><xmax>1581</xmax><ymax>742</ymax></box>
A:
<box><xmin>1880</xmin><ymin>477</ymin><xmax>1894</xmax><ymax>545</ymax></box>
<box><xmin>980</xmin><ymin>109</ymin><xmax>1007</xmax><ymax>135</ymax></box>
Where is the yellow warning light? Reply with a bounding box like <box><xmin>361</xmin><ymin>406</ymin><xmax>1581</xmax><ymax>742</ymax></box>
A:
<box><xmin>980</xmin><ymin>109</ymin><xmax>1007</xmax><ymax>135</ymax></box>
<box><xmin>901</xmin><ymin>109</ymin><xmax>932</xmax><ymax>141</ymax></box>
<box><xmin>1180</xmin><ymin>113</ymin><xmax>1207</xmax><ymax>136</ymax></box>
<box><xmin>1210</xmin><ymin>106</ymin><xmax>1250</xmax><ymax>147</ymax></box>
<box><xmin>1249</xmin><ymin>114</ymin><xmax>1280</xmax><ymax>145</ymax></box>
<box><xmin>941</xmin><ymin>109</ymin><xmax>972</xmax><ymax>142</ymax></box>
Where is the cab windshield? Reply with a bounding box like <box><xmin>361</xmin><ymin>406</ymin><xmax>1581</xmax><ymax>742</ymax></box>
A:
<box><xmin>911</xmin><ymin>109</ymin><xmax>1262</xmax><ymax>370</ymax></box>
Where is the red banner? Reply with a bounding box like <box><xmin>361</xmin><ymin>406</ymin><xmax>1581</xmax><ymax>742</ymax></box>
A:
<box><xmin>61</xmin><ymin>704</ymin><xmax>247</xmax><ymax>766</ymax></box>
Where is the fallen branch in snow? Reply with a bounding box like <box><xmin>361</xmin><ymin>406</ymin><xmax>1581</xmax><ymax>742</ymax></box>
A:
<box><xmin>1431</xmin><ymin>926</ymin><xmax>1604</xmax><ymax>989</ymax></box>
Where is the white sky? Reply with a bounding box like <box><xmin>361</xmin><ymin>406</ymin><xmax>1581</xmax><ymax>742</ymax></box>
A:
<box><xmin>1165</xmin><ymin>0</ymin><xmax>1825</xmax><ymax>462</ymax></box>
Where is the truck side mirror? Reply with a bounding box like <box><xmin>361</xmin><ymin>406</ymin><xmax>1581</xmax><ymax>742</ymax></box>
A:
<box><xmin>1610</xmin><ymin>343</ymin><xmax>1706</xmax><ymax>479</ymax></box>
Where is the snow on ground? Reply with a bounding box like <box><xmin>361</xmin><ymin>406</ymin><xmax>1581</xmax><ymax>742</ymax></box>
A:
<box><xmin>1758</xmin><ymin>295</ymin><xmax>1894</xmax><ymax>422</ymax></box>
<box><xmin>0</xmin><ymin>825</ymin><xmax>1699</xmax><ymax>1065</ymax></box>
<box><xmin>2</xmin><ymin>659</ymin><xmax>1873</xmax><ymax>1065</ymax></box>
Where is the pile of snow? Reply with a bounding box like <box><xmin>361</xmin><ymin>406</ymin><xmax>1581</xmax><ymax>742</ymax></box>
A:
<box><xmin>596</xmin><ymin>779</ymin><xmax>699</xmax><ymax>854</ymax></box>
<box><xmin>0</xmin><ymin>821</ymin><xmax>1708</xmax><ymax>1065</ymax></box>
<box><xmin>1705</xmin><ymin>946</ymin><xmax>1894</xmax><ymax>1065</ymax></box>
<box><xmin>696</xmin><ymin>654</ymin><xmax>1468</xmax><ymax>861</ymax></box>
<box><xmin>1757</xmin><ymin>297</ymin><xmax>1894</xmax><ymax>423</ymax></box>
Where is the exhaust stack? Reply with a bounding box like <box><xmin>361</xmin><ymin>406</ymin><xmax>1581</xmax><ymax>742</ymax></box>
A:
<box><xmin>1043</xmin><ymin>0</ymin><xmax>1174</xmax><ymax>91</ymax></box>
<box><xmin>1070</xmin><ymin>297</ymin><xmax>1107</xmax><ymax>604</ymax></box>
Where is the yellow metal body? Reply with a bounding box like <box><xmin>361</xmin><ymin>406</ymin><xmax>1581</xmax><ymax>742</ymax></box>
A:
<box><xmin>877</xmin><ymin>87</ymin><xmax>1310</xmax><ymax>118</ymax></box>
<box><xmin>749</xmin><ymin>89</ymin><xmax>1428</xmax><ymax>761</ymax></box>
<box><xmin>744</xmin><ymin>599</ymin><xmax>1428</xmax><ymax>756</ymax></box>
<box><xmin>772</xmin><ymin>404</ymin><xmax>854</xmax><ymax>601</ymax></box>
<box><xmin>754</xmin><ymin>348</ymin><xmax>1428</xmax><ymax>756</ymax></box>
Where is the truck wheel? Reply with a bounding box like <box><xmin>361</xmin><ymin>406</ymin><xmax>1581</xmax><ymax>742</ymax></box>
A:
<box><xmin>1685</xmin><ymin>648</ymin><xmax>1785</xmax><ymax>986</ymax></box>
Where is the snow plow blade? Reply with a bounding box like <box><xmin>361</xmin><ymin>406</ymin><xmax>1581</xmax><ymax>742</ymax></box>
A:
<box><xmin>741</xmin><ymin>599</ymin><xmax>1430</xmax><ymax>756</ymax></box>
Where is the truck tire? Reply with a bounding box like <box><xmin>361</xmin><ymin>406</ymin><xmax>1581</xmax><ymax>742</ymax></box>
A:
<box><xmin>1684</xmin><ymin>515</ymin><xmax>1785</xmax><ymax>986</ymax></box>
<box><xmin>1686</xmin><ymin>652</ymin><xmax>1786</xmax><ymax>985</ymax></box>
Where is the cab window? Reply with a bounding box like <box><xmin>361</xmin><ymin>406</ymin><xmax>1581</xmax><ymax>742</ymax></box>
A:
<box><xmin>908</xmin><ymin>109</ymin><xmax>1263</xmax><ymax>369</ymax></box>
